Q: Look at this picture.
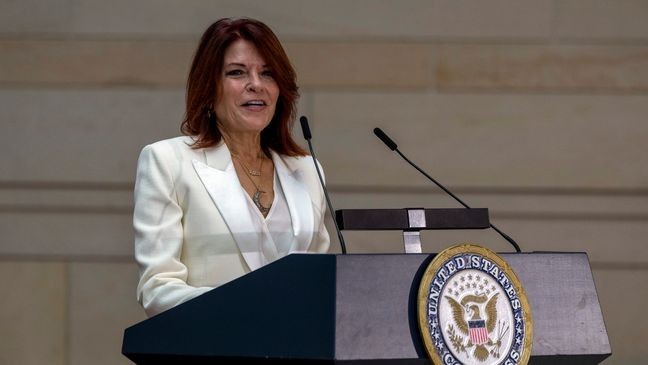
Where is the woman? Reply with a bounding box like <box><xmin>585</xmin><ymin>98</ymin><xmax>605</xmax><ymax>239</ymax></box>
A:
<box><xmin>134</xmin><ymin>18</ymin><xmax>330</xmax><ymax>317</ymax></box>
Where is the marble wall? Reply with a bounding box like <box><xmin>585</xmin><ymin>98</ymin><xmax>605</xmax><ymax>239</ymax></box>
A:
<box><xmin>2</xmin><ymin>1</ymin><xmax>647</xmax><ymax>364</ymax></box>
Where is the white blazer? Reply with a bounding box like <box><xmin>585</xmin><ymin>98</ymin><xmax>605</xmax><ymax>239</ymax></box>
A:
<box><xmin>133</xmin><ymin>136</ymin><xmax>330</xmax><ymax>317</ymax></box>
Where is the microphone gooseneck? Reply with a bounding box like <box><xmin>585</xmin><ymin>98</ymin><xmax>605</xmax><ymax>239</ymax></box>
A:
<box><xmin>300</xmin><ymin>116</ymin><xmax>348</xmax><ymax>254</ymax></box>
<box><xmin>373</xmin><ymin>127</ymin><xmax>522</xmax><ymax>253</ymax></box>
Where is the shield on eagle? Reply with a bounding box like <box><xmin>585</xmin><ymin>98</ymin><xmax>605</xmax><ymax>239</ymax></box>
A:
<box><xmin>468</xmin><ymin>319</ymin><xmax>489</xmax><ymax>345</ymax></box>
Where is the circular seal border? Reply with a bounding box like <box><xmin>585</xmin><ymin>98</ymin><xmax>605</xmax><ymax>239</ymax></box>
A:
<box><xmin>417</xmin><ymin>244</ymin><xmax>533</xmax><ymax>365</ymax></box>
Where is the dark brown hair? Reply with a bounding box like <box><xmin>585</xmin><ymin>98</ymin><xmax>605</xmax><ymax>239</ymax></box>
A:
<box><xmin>181</xmin><ymin>18</ymin><xmax>306</xmax><ymax>156</ymax></box>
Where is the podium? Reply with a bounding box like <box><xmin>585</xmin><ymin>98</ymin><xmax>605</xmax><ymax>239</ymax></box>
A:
<box><xmin>122</xmin><ymin>253</ymin><xmax>611</xmax><ymax>364</ymax></box>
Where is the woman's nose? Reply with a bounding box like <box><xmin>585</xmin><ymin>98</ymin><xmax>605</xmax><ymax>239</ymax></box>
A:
<box><xmin>246</xmin><ymin>72</ymin><xmax>263</xmax><ymax>92</ymax></box>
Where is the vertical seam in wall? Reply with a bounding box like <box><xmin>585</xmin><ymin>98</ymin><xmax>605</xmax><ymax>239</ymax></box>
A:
<box><xmin>428</xmin><ymin>44</ymin><xmax>438</xmax><ymax>93</ymax></box>
<box><xmin>304</xmin><ymin>90</ymin><xmax>314</xmax><ymax>120</ymax></box>
<box><xmin>63</xmin><ymin>262</ymin><xmax>70</xmax><ymax>365</ymax></box>
<box><xmin>549</xmin><ymin>0</ymin><xmax>559</xmax><ymax>44</ymax></box>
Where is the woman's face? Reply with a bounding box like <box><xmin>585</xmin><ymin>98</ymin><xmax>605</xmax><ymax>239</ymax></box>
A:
<box><xmin>215</xmin><ymin>39</ymin><xmax>279</xmax><ymax>136</ymax></box>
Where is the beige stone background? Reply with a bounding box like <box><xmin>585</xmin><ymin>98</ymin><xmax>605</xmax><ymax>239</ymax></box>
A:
<box><xmin>1</xmin><ymin>1</ymin><xmax>647</xmax><ymax>364</ymax></box>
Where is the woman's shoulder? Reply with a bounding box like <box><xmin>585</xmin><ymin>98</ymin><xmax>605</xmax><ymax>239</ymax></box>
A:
<box><xmin>140</xmin><ymin>136</ymin><xmax>197</xmax><ymax>155</ymax></box>
<box><xmin>138</xmin><ymin>136</ymin><xmax>204</xmax><ymax>166</ymax></box>
<box><xmin>145</xmin><ymin>136</ymin><xmax>195</xmax><ymax>150</ymax></box>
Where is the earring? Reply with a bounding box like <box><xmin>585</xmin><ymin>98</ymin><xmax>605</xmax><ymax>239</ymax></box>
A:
<box><xmin>206</xmin><ymin>107</ymin><xmax>216</xmax><ymax>123</ymax></box>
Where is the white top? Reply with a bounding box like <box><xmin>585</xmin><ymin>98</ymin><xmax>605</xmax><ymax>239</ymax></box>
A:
<box><xmin>242</xmin><ymin>172</ymin><xmax>296</xmax><ymax>258</ymax></box>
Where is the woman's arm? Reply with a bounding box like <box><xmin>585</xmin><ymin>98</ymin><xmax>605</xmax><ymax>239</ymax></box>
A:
<box><xmin>133</xmin><ymin>143</ymin><xmax>210</xmax><ymax>317</ymax></box>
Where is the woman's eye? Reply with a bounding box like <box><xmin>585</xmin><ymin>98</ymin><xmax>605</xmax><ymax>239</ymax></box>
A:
<box><xmin>225</xmin><ymin>69</ymin><xmax>244</xmax><ymax>76</ymax></box>
<box><xmin>261</xmin><ymin>70</ymin><xmax>273</xmax><ymax>78</ymax></box>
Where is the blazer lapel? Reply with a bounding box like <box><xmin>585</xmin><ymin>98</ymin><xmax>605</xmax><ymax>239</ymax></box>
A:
<box><xmin>272</xmin><ymin>152</ymin><xmax>315</xmax><ymax>253</ymax></box>
<box><xmin>191</xmin><ymin>143</ymin><xmax>277</xmax><ymax>271</ymax></box>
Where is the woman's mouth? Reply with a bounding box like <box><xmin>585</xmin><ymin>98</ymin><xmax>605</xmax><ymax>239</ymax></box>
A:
<box><xmin>241</xmin><ymin>100</ymin><xmax>267</xmax><ymax>107</ymax></box>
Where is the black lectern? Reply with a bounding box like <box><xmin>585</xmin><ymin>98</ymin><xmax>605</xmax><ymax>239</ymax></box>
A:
<box><xmin>122</xmin><ymin>254</ymin><xmax>610</xmax><ymax>364</ymax></box>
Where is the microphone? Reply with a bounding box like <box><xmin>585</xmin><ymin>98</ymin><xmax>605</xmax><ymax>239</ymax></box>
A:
<box><xmin>373</xmin><ymin>127</ymin><xmax>398</xmax><ymax>151</ymax></box>
<box><xmin>300</xmin><ymin>116</ymin><xmax>347</xmax><ymax>254</ymax></box>
<box><xmin>299</xmin><ymin>116</ymin><xmax>312</xmax><ymax>140</ymax></box>
<box><xmin>372</xmin><ymin>127</ymin><xmax>522</xmax><ymax>253</ymax></box>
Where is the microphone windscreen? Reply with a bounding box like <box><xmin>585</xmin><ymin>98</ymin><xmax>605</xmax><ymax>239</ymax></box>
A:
<box><xmin>373</xmin><ymin>128</ymin><xmax>398</xmax><ymax>151</ymax></box>
<box><xmin>300</xmin><ymin>116</ymin><xmax>312</xmax><ymax>140</ymax></box>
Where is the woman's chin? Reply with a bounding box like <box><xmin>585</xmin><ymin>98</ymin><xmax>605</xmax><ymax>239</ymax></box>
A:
<box><xmin>229</xmin><ymin>121</ymin><xmax>272</xmax><ymax>135</ymax></box>
<box><xmin>240</xmin><ymin>115</ymin><xmax>273</xmax><ymax>131</ymax></box>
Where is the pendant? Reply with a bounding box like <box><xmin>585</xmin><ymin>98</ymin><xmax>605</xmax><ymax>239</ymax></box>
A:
<box><xmin>252</xmin><ymin>189</ymin><xmax>270</xmax><ymax>214</ymax></box>
<box><xmin>248</xmin><ymin>170</ymin><xmax>261</xmax><ymax>176</ymax></box>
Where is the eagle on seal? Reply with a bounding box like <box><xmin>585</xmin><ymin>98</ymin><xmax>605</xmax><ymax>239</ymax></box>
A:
<box><xmin>446</xmin><ymin>292</ymin><xmax>499</xmax><ymax>361</ymax></box>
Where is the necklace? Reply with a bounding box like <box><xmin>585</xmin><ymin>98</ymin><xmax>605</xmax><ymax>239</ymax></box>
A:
<box><xmin>233</xmin><ymin>156</ymin><xmax>271</xmax><ymax>215</ymax></box>
<box><xmin>232</xmin><ymin>154</ymin><xmax>263</xmax><ymax>176</ymax></box>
